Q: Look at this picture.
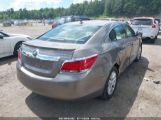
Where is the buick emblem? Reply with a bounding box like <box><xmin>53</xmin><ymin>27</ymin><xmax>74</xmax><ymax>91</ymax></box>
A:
<box><xmin>32</xmin><ymin>49</ymin><xmax>39</xmax><ymax>57</ymax></box>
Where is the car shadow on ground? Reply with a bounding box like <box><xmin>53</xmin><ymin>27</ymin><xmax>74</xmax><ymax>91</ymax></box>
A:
<box><xmin>25</xmin><ymin>57</ymin><xmax>149</xmax><ymax>118</ymax></box>
<box><xmin>143</xmin><ymin>37</ymin><xmax>161</xmax><ymax>46</ymax></box>
<box><xmin>0</xmin><ymin>56</ymin><xmax>17</xmax><ymax>66</ymax></box>
<box><xmin>142</xmin><ymin>31</ymin><xmax>161</xmax><ymax>45</ymax></box>
<box><xmin>154</xmin><ymin>37</ymin><xmax>161</xmax><ymax>46</ymax></box>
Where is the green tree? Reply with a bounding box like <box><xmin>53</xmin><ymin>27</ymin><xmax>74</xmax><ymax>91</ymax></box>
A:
<box><xmin>0</xmin><ymin>0</ymin><xmax>161</xmax><ymax>20</ymax></box>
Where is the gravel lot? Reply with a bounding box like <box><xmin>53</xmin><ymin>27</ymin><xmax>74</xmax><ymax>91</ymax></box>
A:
<box><xmin>0</xmin><ymin>26</ymin><xmax>161</xmax><ymax>118</ymax></box>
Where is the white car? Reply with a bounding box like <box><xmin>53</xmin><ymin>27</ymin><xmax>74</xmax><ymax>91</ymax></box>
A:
<box><xmin>0</xmin><ymin>31</ymin><xmax>32</xmax><ymax>58</ymax></box>
<box><xmin>130</xmin><ymin>17</ymin><xmax>159</xmax><ymax>43</ymax></box>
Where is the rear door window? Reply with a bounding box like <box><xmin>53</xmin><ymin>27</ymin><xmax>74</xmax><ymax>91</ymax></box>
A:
<box><xmin>109</xmin><ymin>29</ymin><xmax>116</xmax><ymax>41</ymax></box>
<box><xmin>0</xmin><ymin>33</ymin><xmax>4</xmax><ymax>37</ymax></box>
<box><xmin>109</xmin><ymin>25</ymin><xmax>126</xmax><ymax>41</ymax></box>
<box><xmin>0</xmin><ymin>32</ymin><xmax>9</xmax><ymax>37</ymax></box>
<box><xmin>124</xmin><ymin>25</ymin><xmax>135</xmax><ymax>37</ymax></box>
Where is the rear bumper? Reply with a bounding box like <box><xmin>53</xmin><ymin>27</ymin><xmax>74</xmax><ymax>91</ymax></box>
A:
<box><xmin>141</xmin><ymin>32</ymin><xmax>156</xmax><ymax>39</ymax></box>
<box><xmin>142</xmin><ymin>35</ymin><xmax>155</xmax><ymax>39</ymax></box>
<box><xmin>16</xmin><ymin>63</ymin><xmax>104</xmax><ymax>100</ymax></box>
<box><xmin>132</xmin><ymin>27</ymin><xmax>158</xmax><ymax>39</ymax></box>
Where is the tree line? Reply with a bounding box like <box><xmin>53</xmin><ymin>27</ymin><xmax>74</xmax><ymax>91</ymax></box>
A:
<box><xmin>104</xmin><ymin>0</ymin><xmax>161</xmax><ymax>17</ymax></box>
<box><xmin>0</xmin><ymin>0</ymin><xmax>161</xmax><ymax>20</ymax></box>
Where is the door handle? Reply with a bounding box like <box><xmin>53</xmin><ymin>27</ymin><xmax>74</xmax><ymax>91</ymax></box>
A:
<box><xmin>127</xmin><ymin>42</ymin><xmax>133</xmax><ymax>46</ymax></box>
<box><xmin>120</xmin><ymin>45</ymin><xmax>125</xmax><ymax>50</ymax></box>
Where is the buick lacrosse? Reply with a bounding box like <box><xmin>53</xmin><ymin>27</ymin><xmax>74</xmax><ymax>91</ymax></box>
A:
<box><xmin>17</xmin><ymin>20</ymin><xmax>142</xmax><ymax>100</ymax></box>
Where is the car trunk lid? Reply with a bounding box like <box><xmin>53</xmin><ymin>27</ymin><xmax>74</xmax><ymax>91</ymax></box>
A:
<box><xmin>131</xmin><ymin>25</ymin><xmax>153</xmax><ymax>33</ymax></box>
<box><xmin>21</xmin><ymin>40</ymin><xmax>81</xmax><ymax>78</ymax></box>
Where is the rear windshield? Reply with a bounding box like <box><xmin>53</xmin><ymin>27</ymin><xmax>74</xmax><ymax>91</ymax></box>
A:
<box><xmin>131</xmin><ymin>19</ymin><xmax>152</xmax><ymax>25</ymax></box>
<box><xmin>38</xmin><ymin>24</ymin><xmax>101</xmax><ymax>44</ymax></box>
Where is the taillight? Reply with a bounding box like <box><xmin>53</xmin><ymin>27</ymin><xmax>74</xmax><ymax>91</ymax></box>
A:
<box><xmin>18</xmin><ymin>51</ymin><xmax>22</xmax><ymax>63</ymax></box>
<box><xmin>152</xmin><ymin>24</ymin><xmax>156</xmax><ymax>28</ymax></box>
<box><xmin>61</xmin><ymin>55</ymin><xmax>98</xmax><ymax>73</ymax></box>
<box><xmin>52</xmin><ymin>24</ymin><xmax>56</xmax><ymax>29</ymax></box>
<box><xmin>152</xmin><ymin>21</ymin><xmax>156</xmax><ymax>28</ymax></box>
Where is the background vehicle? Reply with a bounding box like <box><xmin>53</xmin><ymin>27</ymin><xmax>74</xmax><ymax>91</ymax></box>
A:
<box><xmin>155</xmin><ymin>18</ymin><xmax>161</xmax><ymax>30</ymax></box>
<box><xmin>3</xmin><ymin>20</ymin><xmax>14</xmax><ymax>27</ymax></box>
<box><xmin>52</xmin><ymin>16</ymin><xmax>90</xmax><ymax>28</ymax></box>
<box><xmin>0</xmin><ymin>31</ymin><xmax>32</xmax><ymax>58</ymax></box>
<box><xmin>17</xmin><ymin>20</ymin><xmax>142</xmax><ymax>100</ymax></box>
<box><xmin>130</xmin><ymin>17</ymin><xmax>159</xmax><ymax>43</ymax></box>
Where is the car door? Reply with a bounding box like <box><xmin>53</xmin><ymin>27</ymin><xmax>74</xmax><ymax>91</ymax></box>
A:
<box><xmin>124</xmin><ymin>24</ymin><xmax>140</xmax><ymax>63</ymax></box>
<box><xmin>109</xmin><ymin>24</ymin><xmax>131</xmax><ymax>73</ymax></box>
<box><xmin>0</xmin><ymin>34</ymin><xmax>4</xmax><ymax>57</ymax></box>
<box><xmin>0</xmin><ymin>33</ymin><xmax>11</xmax><ymax>57</ymax></box>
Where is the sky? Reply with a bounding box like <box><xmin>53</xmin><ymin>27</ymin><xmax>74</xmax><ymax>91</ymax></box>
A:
<box><xmin>0</xmin><ymin>0</ymin><xmax>91</xmax><ymax>11</ymax></box>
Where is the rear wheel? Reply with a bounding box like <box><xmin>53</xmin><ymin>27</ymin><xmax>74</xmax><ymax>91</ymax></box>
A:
<box><xmin>13</xmin><ymin>42</ymin><xmax>22</xmax><ymax>56</ymax></box>
<box><xmin>101</xmin><ymin>67</ymin><xmax>118</xmax><ymax>100</ymax></box>
<box><xmin>150</xmin><ymin>36</ymin><xmax>157</xmax><ymax>43</ymax></box>
<box><xmin>135</xmin><ymin>44</ymin><xmax>142</xmax><ymax>62</ymax></box>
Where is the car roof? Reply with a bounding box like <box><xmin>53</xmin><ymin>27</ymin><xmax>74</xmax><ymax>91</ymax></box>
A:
<box><xmin>64</xmin><ymin>20</ymin><xmax>119</xmax><ymax>26</ymax></box>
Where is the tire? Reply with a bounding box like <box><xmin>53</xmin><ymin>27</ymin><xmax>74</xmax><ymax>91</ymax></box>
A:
<box><xmin>101</xmin><ymin>67</ymin><xmax>118</xmax><ymax>100</ymax></box>
<box><xmin>150</xmin><ymin>36</ymin><xmax>157</xmax><ymax>44</ymax></box>
<box><xmin>155</xmin><ymin>35</ymin><xmax>158</xmax><ymax>40</ymax></box>
<box><xmin>150</xmin><ymin>39</ymin><xmax>155</xmax><ymax>44</ymax></box>
<box><xmin>13</xmin><ymin>42</ymin><xmax>22</xmax><ymax>56</ymax></box>
<box><xmin>135</xmin><ymin>44</ymin><xmax>142</xmax><ymax>62</ymax></box>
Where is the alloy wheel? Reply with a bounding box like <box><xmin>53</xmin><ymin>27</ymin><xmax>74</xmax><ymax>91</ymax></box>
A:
<box><xmin>107</xmin><ymin>71</ymin><xmax>117</xmax><ymax>96</ymax></box>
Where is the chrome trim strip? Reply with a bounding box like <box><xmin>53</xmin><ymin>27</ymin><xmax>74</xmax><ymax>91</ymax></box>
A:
<box><xmin>64</xmin><ymin>54</ymin><xmax>98</xmax><ymax>62</ymax></box>
<box><xmin>21</xmin><ymin>50</ymin><xmax>60</xmax><ymax>61</ymax></box>
<box><xmin>21</xmin><ymin>67</ymin><xmax>53</xmax><ymax>81</ymax></box>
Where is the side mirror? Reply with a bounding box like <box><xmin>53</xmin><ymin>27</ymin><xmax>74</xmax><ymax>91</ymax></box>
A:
<box><xmin>136</xmin><ymin>31</ymin><xmax>142</xmax><ymax>37</ymax></box>
<box><xmin>0</xmin><ymin>35</ymin><xmax>3</xmax><ymax>39</ymax></box>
